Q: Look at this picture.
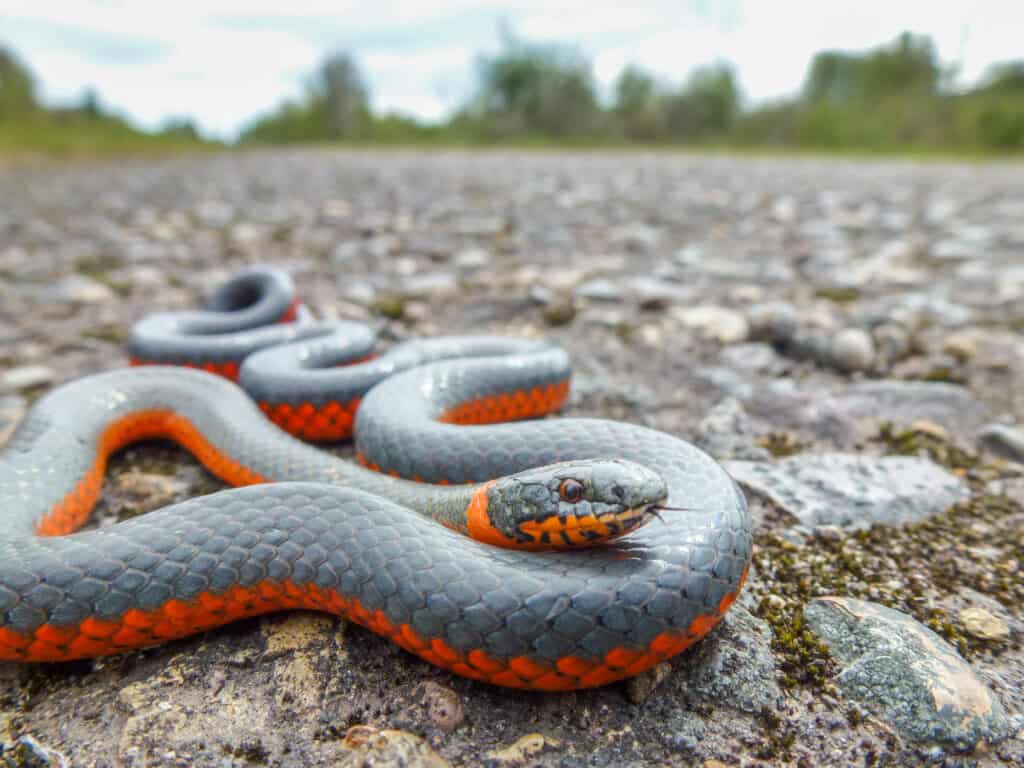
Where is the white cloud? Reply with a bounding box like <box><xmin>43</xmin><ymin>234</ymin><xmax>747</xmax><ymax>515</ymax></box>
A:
<box><xmin>3</xmin><ymin>0</ymin><xmax>1022</xmax><ymax>137</ymax></box>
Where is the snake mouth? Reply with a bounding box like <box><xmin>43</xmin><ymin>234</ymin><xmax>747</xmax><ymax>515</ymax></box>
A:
<box><xmin>517</xmin><ymin>504</ymin><xmax>660</xmax><ymax>549</ymax></box>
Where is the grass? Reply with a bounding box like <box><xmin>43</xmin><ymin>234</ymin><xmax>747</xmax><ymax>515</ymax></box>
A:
<box><xmin>4</xmin><ymin>112</ymin><xmax>1019</xmax><ymax>167</ymax></box>
<box><xmin>4</xmin><ymin>118</ymin><xmax>1022</xmax><ymax>167</ymax></box>
<box><xmin>237</xmin><ymin>136</ymin><xmax>1024</xmax><ymax>163</ymax></box>
<box><xmin>0</xmin><ymin>117</ymin><xmax>217</xmax><ymax>165</ymax></box>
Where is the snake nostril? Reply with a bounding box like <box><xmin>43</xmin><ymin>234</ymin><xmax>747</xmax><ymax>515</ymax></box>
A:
<box><xmin>611</xmin><ymin>484</ymin><xmax>624</xmax><ymax>500</ymax></box>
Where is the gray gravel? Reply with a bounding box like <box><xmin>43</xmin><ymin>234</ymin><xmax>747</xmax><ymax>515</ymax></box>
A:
<box><xmin>1</xmin><ymin>150</ymin><xmax>1023</xmax><ymax>767</ymax></box>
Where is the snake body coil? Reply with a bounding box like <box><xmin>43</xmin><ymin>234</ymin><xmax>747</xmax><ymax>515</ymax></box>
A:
<box><xmin>0</xmin><ymin>269</ymin><xmax>751</xmax><ymax>690</ymax></box>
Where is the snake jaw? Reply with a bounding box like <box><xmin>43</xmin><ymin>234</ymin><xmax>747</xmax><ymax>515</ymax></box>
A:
<box><xmin>511</xmin><ymin>502</ymin><xmax>660</xmax><ymax>549</ymax></box>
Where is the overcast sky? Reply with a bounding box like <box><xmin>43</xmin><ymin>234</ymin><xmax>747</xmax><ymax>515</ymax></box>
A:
<box><xmin>3</xmin><ymin>1</ymin><xmax>1021</xmax><ymax>139</ymax></box>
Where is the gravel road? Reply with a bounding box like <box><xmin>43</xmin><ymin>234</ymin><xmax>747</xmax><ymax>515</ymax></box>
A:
<box><xmin>1</xmin><ymin>150</ymin><xmax>1022</xmax><ymax>767</ymax></box>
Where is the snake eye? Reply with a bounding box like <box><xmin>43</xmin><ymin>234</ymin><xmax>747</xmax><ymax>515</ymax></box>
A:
<box><xmin>559</xmin><ymin>479</ymin><xmax>584</xmax><ymax>503</ymax></box>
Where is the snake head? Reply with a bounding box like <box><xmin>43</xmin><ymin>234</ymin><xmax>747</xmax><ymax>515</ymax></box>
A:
<box><xmin>469</xmin><ymin>459</ymin><xmax>668</xmax><ymax>550</ymax></box>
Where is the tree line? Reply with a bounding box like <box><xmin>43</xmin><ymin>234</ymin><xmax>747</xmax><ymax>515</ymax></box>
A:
<box><xmin>0</xmin><ymin>47</ymin><xmax>203</xmax><ymax>153</ymax></box>
<box><xmin>2</xmin><ymin>31</ymin><xmax>1022</xmax><ymax>152</ymax></box>
<box><xmin>241</xmin><ymin>31</ymin><xmax>1024</xmax><ymax>151</ymax></box>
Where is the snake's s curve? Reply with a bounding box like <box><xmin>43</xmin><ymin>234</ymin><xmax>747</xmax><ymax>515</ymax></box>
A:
<box><xmin>0</xmin><ymin>268</ymin><xmax>752</xmax><ymax>690</ymax></box>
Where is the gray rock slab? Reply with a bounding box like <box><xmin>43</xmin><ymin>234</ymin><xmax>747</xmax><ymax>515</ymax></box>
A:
<box><xmin>827</xmin><ymin>381</ymin><xmax>992</xmax><ymax>437</ymax></box>
<box><xmin>680</xmin><ymin>605</ymin><xmax>781</xmax><ymax>714</ymax></box>
<box><xmin>724</xmin><ymin>453</ymin><xmax>969</xmax><ymax>528</ymax></box>
<box><xmin>749</xmin><ymin>380</ymin><xmax>994</xmax><ymax>449</ymax></box>
<box><xmin>806</xmin><ymin>597</ymin><xmax>1009</xmax><ymax>750</ymax></box>
<box><xmin>695</xmin><ymin>398</ymin><xmax>772</xmax><ymax>461</ymax></box>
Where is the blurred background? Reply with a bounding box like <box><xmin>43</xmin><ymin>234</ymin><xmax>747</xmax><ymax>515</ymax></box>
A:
<box><xmin>2</xmin><ymin>0</ymin><xmax>1023</xmax><ymax>155</ymax></box>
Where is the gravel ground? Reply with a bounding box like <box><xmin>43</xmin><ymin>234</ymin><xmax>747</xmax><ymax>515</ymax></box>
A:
<box><xmin>1</xmin><ymin>150</ymin><xmax>1022</xmax><ymax>767</ymax></box>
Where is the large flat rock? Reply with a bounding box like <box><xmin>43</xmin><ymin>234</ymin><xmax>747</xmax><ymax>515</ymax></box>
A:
<box><xmin>725</xmin><ymin>453</ymin><xmax>969</xmax><ymax>528</ymax></box>
<box><xmin>806</xmin><ymin>597</ymin><xmax>1009</xmax><ymax>750</ymax></box>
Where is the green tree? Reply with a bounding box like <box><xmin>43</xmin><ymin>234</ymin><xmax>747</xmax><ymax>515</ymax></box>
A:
<box><xmin>958</xmin><ymin>61</ymin><xmax>1024</xmax><ymax>149</ymax></box>
<box><xmin>161</xmin><ymin>117</ymin><xmax>200</xmax><ymax>140</ymax></box>
<box><xmin>241</xmin><ymin>51</ymin><xmax>372</xmax><ymax>143</ymax></box>
<box><xmin>978</xmin><ymin>61</ymin><xmax>1024</xmax><ymax>95</ymax></box>
<box><xmin>314</xmin><ymin>52</ymin><xmax>370</xmax><ymax>139</ymax></box>
<box><xmin>663</xmin><ymin>63</ymin><xmax>739</xmax><ymax>140</ymax></box>
<box><xmin>612</xmin><ymin>65</ymin><xmax>667</xmax><ymax>140</ymax></box>
<box><xmin>0</xmin><ymin>46</ymin><xmax>37</xmax><ymax>119</ymax></box>
<box><xmin>803</xmin><ymin>32</ymin><xmax>941</xmax><ymax>104</ymax></box>
<box><xmin>80</xmin><ymin>87</ymin><xmax>102</xmax><ymax>118</ymax></box>
<box><xmin>614</xmin><ymin>65</ymin><xmax>656</xmax><ymax>114</ymax></box>
<box><xmin>469</xmin><ymin>33</ymin><xmax>600</xmax><ymax>138</ymax></box>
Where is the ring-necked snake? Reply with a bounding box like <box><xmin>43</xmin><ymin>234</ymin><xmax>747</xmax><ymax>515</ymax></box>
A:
<box><xmin>0</xmin><ymin>268</ymin><xmax>752</xmax><ymax>690</ymax></box>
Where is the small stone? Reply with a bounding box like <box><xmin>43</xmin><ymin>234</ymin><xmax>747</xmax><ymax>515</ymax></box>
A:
<box><xmin>453</xmin><ymin>248</ymin><xmax>490</xmax><ymax>269</ymax></box>
<box><xmin>673</xmin><ymin>306</ymin><xmax>749</xmax><ymax>344</ymax></box>
<box><xmin>719</xmin><ymin>342</ymin><xmax>780</xmax><ymax>374</ymax></box>
<box><xmin>747</xmin><ymin>302</ymin><xmax>798</xmax><ymax>344</ymax></box>
<box><xmin>542</xmin><ymin>299</ymin><xmax>577</xmax><ymax>327</ymax></box>
<box><xmin>0</xmin><ymin>395</ymin><xmax>26</xmax><ymax>446</ymax></box>
<box><xmin>1</xmin><ymin>365</ymin><xmax>54</xmax><ymax>393</ymax></box>
<box><xmin>111</xmin><ymin>472</ymin><xmax>182</xmax><ymax>512</ymax></box>
<box><xmin>814</xmin><ymin>525</ymin><xmax>844</xmax><ymax>541</ymax></box>
<box><xmin>48</xmin><ymin>274</ymin><xmax>116</xmax><ymax>304</ymax></box>
<box><xmin>487</xmin><ymin>733</ymin><xmax>558</xmax><ymax>764</ymax></box>
<box><xmin>321</xmin><ymin>199</ymin><xmax>351</xmax><ymax>219</ymax></box>
<box><xmin>830</xmin><ymin>328</ymin><xmax>875</xmax><ymax>372</ymax></box>
<box><xmin>398</xmin><ymin>272</ymin><xmax>458</xmax><ymax>299</ymax></box>
<box><xmin>976</xmin><ymin>424</ymin><xmax>1024</xmax><ymax>463</ymax></box>
<box><xmin>626</xmin><ymin>662</ymin><xmax>672</xmax><ymax>704</ymax></box>
<box><xmin>575</xmin><ymin>278</ymin><xmax>623</xmax><ymax>302</ymax></box>
<box><xmin>771</xmin><ymin>195</ymin><xmax>797</xmax><ymax>223</ymax></box>
<box><xmin>942</xmin><ymin>332</ymin><xmax>977</xmax><ymax>362</ymax></box>
<box><xmin>663</xmin><ymin>712</ymin><xmax>706</xmax><ymax>754</ymax></box>
<box><xmin>0</xmin><ymin>735</ymin><xmax>68</xmax><ymax>767</ymax></box>
<box><xmin>627</xmin><ymin>276</ymin><xmax>694</xmax><ymax>308</ymax></box>
<box><xmin>908</xmin><ymin>420</ymin><xmax>949</xmax><ymax>441</ymax></box>
<box><xmin>872</xmin><ymin>322</ymin><xmax>912</xmax><ymax>365</ymax></box>
<box><xmin>453</xmin><ymin>215</ymin><xmax>506</xmax><ymax>237</ymax></box>
<box><xmin>611</xmin><ymin>223</ymin><xmax>661</xmax><ymax>252</ymax></box>
<box><xmin>342</xmin><ymin>280</ymin><xmax>377</xmax><ymax>305</ymax></box>
<box><xmin>959</xmin><ymin>606</ymin><xmax>1010</xmax><ymax>641</ymax></box>
<box><xmin>229</xmin><ymin>222</ymin><xmax>262</xmax><ymax>244</ymax></box>
<box><xmin>194</xmin><ymin>199</ymin><xmax>234</xmax><ymax>228</ymax></box>
<box><xmin>806</xmin><ymin>597</ymin><xmax>1009</xmax><ymax>749</ymax></box>
<box><xmin>694</xmin><ymin>367</ymin><xmax>753</xmax><ymax>401</ymax></box>
<box><xmin>367</xmin><ymin>234</ymin><xmax>401</xmax><ymax>259</ymax></box>
<box><xmin>786</xmin><ymin>329</ymin><xmax>832</xmax><ymax>363</ymax></box>
<box><xmin>341</xmin><ymin>726</ymin><xmax>451</xmax><ymax>767</ymax></box>
<box><xmin>410</xmin><ymin>681</ymin><xmax>465</xmax><ymax>733</ymax></box>
<box><xmin>394</xmin><ymin>257</ymin><xmax>418</xmax><ymax>276</ymax></box>
<box><xmin>730</xmin><ymin>284</ymin><xmax>764</xmax><ymax>303</ymax></box>
<box><xmin>778</xmin><ymin>529</ymin><xmax>806</xmax><ymax>547</ymax></box>
<box><xmin>526</xmin><ymin>284</ymin><xmax>555</xmax><ymax>305</ymax></box>
<box><xmin>329</xmin><ymin>241</ymin><xmax>361</xmax><ymax>265</ymax></box>
<box><xmin>128</xmin><ymin>266</ymin><xmax>167</xmax><ymax>290</ymax></box>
